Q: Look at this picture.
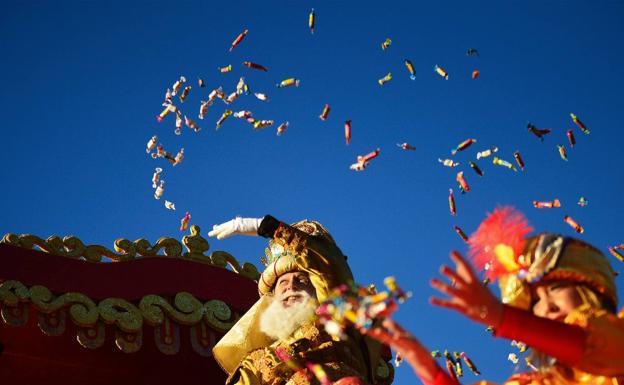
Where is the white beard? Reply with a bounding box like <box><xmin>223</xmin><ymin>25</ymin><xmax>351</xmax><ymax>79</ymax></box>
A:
<box><xmin>260</xmin><ymin>291</ymin><xmax>317</xmax><ymax>341</ymax></box>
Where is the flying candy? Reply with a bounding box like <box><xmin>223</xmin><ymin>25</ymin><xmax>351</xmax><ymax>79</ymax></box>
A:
<box><xmin>164</xmin><ymin>200</ymin><xmax>176</xmax><ymax>210</ymax></box>
<box><xmin>229</xmin><ymin>29</ymin><xmax>248</xmax><ymax>52</ymax></box>
<box><xmin>152</xmin><ymin>167</ymin><xmax>163</xmax><ymax>188</ymax></box>
<box><xmin>185</xmin><ymin>116</ymin><xmax>201</xmax><ymax>132</ymax></box>
<box><xmin>454</xmin><ymin>225</ymin><xmax>469</xmax><ymax>242</ymax></box>
<box><xmin>172</xmin><ymin>148</ymin><xmax>184</xmax><ymax>166</ymax></box>
<box><xmin>508</xmin><ymin>353</ymin><xmax>519</xmax><ymax>364</ymax></box>
<box><xmin>253</xmin><ymin>119</ymin><xmax>274</xmax><ymax>130</ymax></box>
<box><xmin>439</xmin><ymin>159</ymin><xmax>459</xmax><ymax>167</ymax></box>
<box><xmin>469</xmin><ymin>161</ymin><xmax>484</xmax><ymax>176</ymax></box>
<box><xmin>157</xmin><ymin>103</ymin><xmax>177</xmax><ymax>122</ymax></box>
<box><xmin>492</xmin><ymin>157</ymin><xmax>517</xmax><ymax>172</ymax></box>
<box><xmin>456</xmin><ymin>171</ymin><xmax>470</xmax><ymax>193</ymax></box>
<box><xmin>378</xmin><ymin>72</ymin><xmax>392</xmax><ymax>86</ymax></box>
<box><xmin>242</xmin><ymin>61</ymin><xmax>268</xmax><ymax>72</ymax></box>
<box><xmin>476</xmin><ymin>146</ymin><xmax>498</xmax><ymax>159</ymax></box>
<box><xmin>453</xmin><ymin>352</ymin><xmax>463</xmax><ymax>377</ymax></box>
<box><xmin>152</xmin><ymin>144</ymin><xmax>166</xmax><ymax>159</ymax></box>
<box><xmin>448</xmin><ymin>189</ymin><xmax>456</xmax><ymax>216</ymax></box>
<box><xmin>570</xmin><ymin>113</ymin><xmax>589</xmax><ymax>134</ymax></box>
<box><xmin>208</xmin><ymin>87</ymin><xmax>224</xmax><ymax>105</ymax></box>
<box><xmin>218</xmin><ymin>65</ymin><xmax>232</xmax><ymax>74</ymax></box>
<box><xmin>431</xmin><ymin>351</ymin><xmax>442</xmax><ymax>358</ymax></box>
<box><xmin>276</xmin><ymin>121</ymin><xmax>289</xmax><ymax>136</ymax></box>
<box><xmin>533</xmin><ymin>199</ymin><xmax>561</xmax><ymax>209</ymax></box>
<box><xmin>171</xmin><ymin>76</ymin><xmax>186</xmax><ymax>96</ymax></box>
<box><xmin>154</xmin><ymin>180</ymin><xmax>165</xmax><ymax>200</ymax></box>
<box><xmin>511</xmin><ymin>340</ymin><xmax>527</xmax><ymax>353</ymax></box>
<box><xmin>564</xmin><ymin>215</ymin><xmax>584</xmax><ymax>233</ymax></box>
<box><xmin>513</xmin><ymin>151</ymin><xmax>525</xmax><ymax>171</ymax></box>
<box><xmin>350</xmin><ymin>148</ymin><xmax>380</xmax><ymax>171</ymax></box>
<box><xmin>472</xmin><ymin>70</ymin><xmax>479</xmax><ymax>79</ymax></box>
<box><xmin>578</xmin><ymin>197</ymin><xmax>588</xmax><ymax>207</ymax></box>
<box><xmin>216</xmin><ymin>110</ymin><xmax>233</xmax><ymax>129</ymax></box>
<box><xmin>179</xmin><ymin>85</ymin><xmax>191</xmax><ymax>103</ymax></box>
<box><xmin>233</xmin><ymin>110</ymin><xmax>253</xmax><ymax>120</ymax></box>
<box><xmin>276</xmin><ymin>78</ymin><xmax>300</xmax><ymax>88</ymax></box>
<box><xmin>199</xmin><ymin>101</ymin><xmax>209</xmax><ymax>120</ymax></box>
<box><xmin>319</xmin><ymin>104</ymin><xmax>330</xmax><ymax>121</ymax></box>
<box><xmin>527</xmin><ymin>122</ymin><xmax>551</xmax><ymax>141</ymax></box>
<box><xmin>404</xmin><ymin>59</ymin><xmax>416</xmax><ymax>80</ymax></box>
<box><xmin>164</xmin><ymin>88</ymin><xmax>172</xmax><ymax>104</ymax></box>
<box><xmin>566</xmin><ymin>130</ymin><xmax>576</xmax><ymax>147</ymax></box>
<box><xmin>397</xmin><ymin>143</ymin><xmax>416</xmax><ymax>151</ymax></box>
<box><xmin>460</xmin><ymin>352</ymin><xmax>480</xmax><ymax>375</ymax></box>
<box><xmin>434</xmin><ymin>65</ymin><xmax>449</xmax><ymax>80</ymax></box>
<box><xmin>608</xmin><ymin>247</ymin><xmax>624</xmax><ymax>262</ymax></box>
<box><xmin>308</xmin><ymin>8</ymin><xmax>315</xmax><ymax>34</ymax></box>
<box><xmin>525</xmin><ymin>358</ymin><xmax>539</xmax><ymax>372</ymax></box>
<box><xmin>198</xmin><ymin>78</ymin><xmax>205</xmax><ymax>88</ymax></box>
<box><xmin>180</xmin><ymin>212</ymin><xmax>191</xmax><ymax>232</ymax></box>
<box><xmin>236</xmin><ymin>77</ymin><xmax>249</xmax><ymax>95</ymax></box>
<box><xmin>345</xmin><ymin>120</ymin><xmax>351</xmax><ymax>145</ymax></box>
<box><xmin>451</xmin><ymin>138</ymin><xmax>477</xmax><ymax>155</ymax></box>
<box><xmin>381</xmin><ymin>38</ymin><xmax>392</xmax><ymax>50</ymax></box>
<box><xmin>466</xmin><ymin>48</ymin><xmax>479</xmax><ymax>57</ymax></box>
<box><xmin>146</xmin><ymin>135</ymin><xmax>158</xmax><ymax>154</ymax></box>
<box><xmin>225</xmin><ymin>91</ymin><xmax>239</xmax><ymax>104</ymax></box>
<box><xmin>254</xmin><ymin>93</ymin><xmax>269</xmax><ymax>101</ymax></box>
<box><xmin>444</xmin><ymin>351</ymin><xmax>458</xmax><ymax>381</ymax></box>
<box><xmin>557</xmin><ymin>144</ymin><xmax>568</xmax><ymax>161</ymax></box>
<box><xmin>395</xmin><ymin>353</ymin><xmax>403</xmax><ymax>368</ymax></box>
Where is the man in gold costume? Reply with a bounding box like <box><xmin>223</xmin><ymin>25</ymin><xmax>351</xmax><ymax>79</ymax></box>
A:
<box><xmin>209</xmin><ymin>215</ymin><xmax>394</xmax><ymax>385</ymax></box>
<box><xmin>367</xmin><ymin>207</ymin><xmax>623</xmax><ymax>385</ymax></box>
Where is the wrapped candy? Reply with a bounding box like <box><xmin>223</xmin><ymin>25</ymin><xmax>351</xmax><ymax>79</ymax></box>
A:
<box><xmin>381</xmin><ymin>38</ymin><xmax>392</xmax><ymax>50</ymax></box>
<box><xmin>350</xmin><ymin>148</ymin><xmax>380</xmax><ymax>171</ymax></box>
<box><xmin>476</xmin><ymin>146</ymin><xmax>498</xmax><ymax>159</ymax></box>
<box><xmin>164</xmin><ymin>200</ymin><xmax>176</xmax><ymax>210</ymax></box>
<box><xmin>444</xmin><ymin>352</ymin><xmax>458</xmax><ymax>381</ymax></box>
<box><xmin>469</xmin><ymin>161</ymin><xmax>483</xmax><ymax>176</ymax></box>
<box><xmin>173</xmin><ymin>112</ymin><xmax>182</xmax><ymax>135</ymax></box>
<box><xmin>152</xmin><ymin>144</ymin><xmax>166</xmax><ymax>159</ymax></box>
<box><xmin>471</xmin><ymin>70</ymin><xmax>479</xmax><ymax>79</ymax></box>
<box><xmin>179</xmin><ymin>85</ymin><xmax>191</xmax><ymax>103</ymax></box>
<box><xmin>404</xmin><ymin>59</ymin><xmax>416</xmax><ymax>80</ymax></box>
<box><xmin>453</xmin><ymin>352</ymin><xmax>463</xmax><ymax>377</ymax></box>
<box><xmin>233</xmin><ymin>110</ymin><xmax>253</xmax><ymax>120</ymax></box>
<box><xmin>492</xmin><ymin>157</ymin><xmax>517</xmax><ymax>172</ymax></box>
<box><xmin>448</xmin><ymin>188</ymin><xmax>456</xmax><ymax>216</ymax></box>
<box><xmin>525</xmin><ymin>357</ymin><xmax>539</xmax><ymax>372</ymax></box>
<box><xmin>345</xmin><ymin>120</ymin><xmax>352</xmax><ymax>145</ymax></box>
<box><xmin>466</xmin><ymin>48</ymin><xmax>479</xmax><ymax>57</ymax></box>
<box><xmin>185</xmin><ymin>115</ymin><xmax>201</xmax><ymax>132</ymax></box>
<box><xmin>172</xmin><ymin>148</ymin><xmax>184</xmax><ymax>166</ymax></box>
<box><xmin>229</xmin><ymin>29</ymin><xmax>248</xmax><ymax>52</ymax></box>
<box><xmin>180</xmin><ymin>212</ymin><xmax>191</xmax><ymax>232</ymax></box>
<box><xmin>378</xmin><ymin>72</ymin><xmax>392</xmax><ymax>86</ymax></box>
<box><xmin>454</xmin><ymin>225</ymin><xmax>469</xmax><ymax>242</ymax></box>
<box><xmin>456</xmin><ymin>171</ymin><xmax>470</xmax><ymax>193</ymax></box>
<box><xmin>533</xmin><ymin>199</ymin><xmax>561</xmax><ymax>209</ymax></box>
<box><xmin>431</xmin><ymin>350</ymin><xmax>442</xmax><ymax>358</ymax></box>
<box><xmin>570</xmin><ymin>113</ymin><xmax>590</xmax><ymax>134</ymax></box>
<box><xmin>397</xmin><ymin>143</ymin><xmax>416</xmax><ymax>151</ymax></box>
<box><xmin>276</xmin><ymin>78</ymin><xmax>300</xmax><ymax>88</ymax></box>
<box><xmin>164</xmin><ymin>88</ymin><xmax>172</xmax><ymax>104</ymax></box>
<box><xmin>225</xmin><ymin>91</ymin><xmax>239</xmax><ymax>104</ymax></box>
<box><xmin>236</xmin><ymin>77</ymin><xmax>249</xmax><ymax>95</ymax></box>
<box><xmin>309</xmin><ymin>8</ymin><xmax>315</xmax><ymax>34</ymax></box>
<box><xmin>152</xmin><ymin>167</ymin><xmax>163</xmax><ymax>188</ymax></box>
<box><xmin>254</xmin><ymin>92</ymin><xmax>269</xmax><ymax>101</ymax></box>
<box><xmin>567</xmin><ymin>129</ymin><xmax>576</xmax><ymax>147</ymax></box>
<box><xmin>434</xmin><ymin>65</ymin><xmax>449</xmax><ymax>80</ymax></box>
<box><xmin>216</xmin><ymin>109</ymin><xmax>233</xmax><ymax>129</ymax></box>
<box><xmin>253</xmin><ymin>119</ymin><xmax>274</xmax><ymax>130</ymax></box>
<box><xmin>511</xmin><ymin>340</ymin><xmax>527</xmax><ymax>353</ymax></box>
<box><xmin>460</xmin><ymin>352</ymin><xmax>480</xmax><ymax>375</ymax></box>
<box><xmin>208</xmin><ymin>87</ymin><xmax>223</xmax><ymax>105</ymax></box>
<box><xmin>276</xmin><ymin>121</ymin><xmax>289</xmax><ymax>136</ymax></box>
<box><xmin>564</xmin><ymin>215</ymin><xmax>584</xmax><ymax>233</ymax></box>
<box><xmin>171</xmin><ymin>76</ymin><xmax>186</xmax><ymax>96</ymax></box>
<box><xmin>557</xmin><ymin>145</ymin><xmax>568</xmax><ymax>161</ymax></box>
<box><xmin>578</xmin><ymin>197</ymin><xmax>588</xmax><ymax>207</ymax></box>
<box><xmin>319</xmin><ymin>104</ymin><xmax>330</xmax><ymax>121</ymax></box>
<box><xmin>513</xmin><ymin>151</ymin><xmax>525</xmax><ymax>171</ymax></box>
<box><xmin>199</xmin><ymin>101</ymin><xmax>209</xmax><ymax>120</ymax></box>
<box><xmin>508</xmin><ymin>353</ymin><xmax>519</xmax><ymax>364</ymax></box>
<box><xmin>242</xmin><ymin>61</ymin><xmax>268</xmax><ymax>72</ymax></box>
<box><xmin>198</xmin><ymin>78</ymin><xmax>205</xmax><ymax>88</ymax></box>
<box><xmin>527</xmin><ymin>122</ymin><xmax>551</xmax><ymax>141</ymax></box>
<box><xmin>146</xmin><ymin>135</ymin><xmax>158</xmax><ymax>154</ymax></box>
<box><xmin>157</xmin><ymin>103</ymin><xmax>177</xmax><ymax>122</ymax></box>
<box><xmin>451</xmin><ymin>138</ymin><xmax>477</xmax><ymax>155</ymax></box>
<box><xmin>154</xmin><ymin>180</ymin><xmax>165</xmax><ymax>200</ymax></box>
<box><xmin>218</xmin><ymin>64</ymin><xmax>233</xmax><ymax>73</ymax></box>
<box><xmin>394</xmin><ymin>352</ymin><xmax>403</xmax><ymax>368</ymax></box>
<box><xmin>439</xmin><ymin>158</ymin><xmax>459</xmax><ymax>167</ymax></box>
<box><xmin>608</xmin><ymin>247</ymin><xmax>624</xmax><ymax>262</ymax></box>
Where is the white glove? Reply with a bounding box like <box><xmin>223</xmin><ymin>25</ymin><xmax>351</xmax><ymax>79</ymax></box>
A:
<box><xmin>208</xmin><ymin>217</ymin><xmax>263</xmax><ymax>240</ymax></box>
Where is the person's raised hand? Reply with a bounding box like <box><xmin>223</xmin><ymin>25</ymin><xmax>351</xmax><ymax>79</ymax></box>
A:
<box><xmin>429</xmin><ymin>250</ymin><xmax>504</xmax><ymax>328</ymax></box>
<box><xmin>207</xmin><ymin>217</ymin><xmax>263</xmax><ymax>240</ymax></box>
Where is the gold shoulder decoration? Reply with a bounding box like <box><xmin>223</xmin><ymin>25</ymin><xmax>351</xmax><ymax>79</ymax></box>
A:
<box><xmin>2</xmin><ymin>226</ymin><xmax>260</xmax><ymax>280</ymax></box>
<box><xmin>0</xmin><ymin>280</ymin><xmax>239</xmax><ymax>356</ymax></box>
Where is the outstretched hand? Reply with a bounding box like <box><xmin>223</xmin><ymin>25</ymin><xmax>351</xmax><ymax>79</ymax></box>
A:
<box><xmin>207</xmin><ymin>217</ymin><xmax>263</xmax><ymax>240</ymax></box>
<box><xmin>429</xmin><ymin>251</ymin><xmax>504</xmax><ymax>328</ymax></box>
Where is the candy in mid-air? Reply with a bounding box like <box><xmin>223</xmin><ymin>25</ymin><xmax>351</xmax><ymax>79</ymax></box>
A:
<box><xmin>319</xmin><ymin>104</ymin><xmax>330</xmax><ymax>121</ymax></box>
<box><xmin>454</xmin><ymin>225</ymin><xmax>469</xmax><ymax>242</ymax></box>
<box><xmin>564</xmin><ymin>215</ymin><xmax>584</xmax><ymax>233</ymax></box>
<box><xmin>276</xmin><ymin>78</ymin><xmax>300</xmax><ymax>88</ymax></box>
<box><xmin>152</xmin><ymin>167</ymin><xmax>163</xmax><ymax>188</ymax></box>
<box><xmin>577</xmin><ymin>197</ymin><xmax>588</xmax><ymax>207</ymax></box>
<box><xmin>350</xmin><ymin>148</ymin><xmax>380</xmax><ymax>171</ymax></box>
<box><xmin>308</xmin><ymin>8</ymin><xmax>315</xmax><ymax>34</ymax></box>
<box><xmin>154</xmin><ymin>180</ymin><xmax>165</xmax><ymax>200</ymax></box>
<box><xmin>466</xmin><ymin>48</ymin><xmax>479</xmax><ymax>57</ymax></box>
<box><xmin>397</xmin><ymin>143</ymin><xmax>416</xmax><ymax>151</ymax></box>
<box><xmin>146</xmin><ymin>135</ymin><xmax>158</xmax><ymax>153</ymax></box>
<box><xmin>381</xmin><ymin>38</ymin><xmax>392</xmax><ymax>50</ymax></box>
<box><xmin>439</xmin><ymin>158</ymin><xmax>459</xmax><ymax>167</ymax></box>
<box><xmin>513</xmin><ymin>151</ymin><xmax>525</xmax><ymax>171</ymax></box>
<box><xmin>344</xmin><ymin>120</ymin><xmax>352</xmax><ymax>145</ymax></box>
<box><xmin>276</xmin><ymin>121</ymin><xmax>289</xmax><ymax>136</ymax></box>
<box><xmin>557</xmin><ymin>144</ymin><xmax>568</xmax><ymax>161</ymax></box>
<box><xmin>566</xmin><ymin>129</ymin><xmax>576</xmax><ymax>147</ymax></box>
<box><xmin>180</xmin><ymin>212</ymin><xmax>191</xmax><ymax>231</ymax></box>
<box><xmin>242</xmin><ymin>61</ymin><xmax>269</xmax><ymax>72</ymax></box>
<box><xmin>404</xmin><ymin>59</ymin><xmax>416</xmax><ymax>80</ymax></box>
<box><xmin>378</xmin><ymin>72</ymin><xmax>392</xmax><ymax>86</ymax></box>
<box><xmin>451</xmin><ymin>138</ymin><xmax>477</xmax><ymax>155</ymax></box>
<box><xmin>492</xmin><ymin>157</ymin><xmax>517</xmax><ymax>172</ymax></box>
<box><xmin>448</xmin><ymin>188</ymin><xmax>456</xmax><ymax>216</ymax></box>
<box><xmin>570</xmin><ymin>113</ymin><xmax>589</xmax><ymax>134</ymax></box>
<box><xmin>229</xmin><ymin>29</ymin><xmax>248</xmax><ymax>52</ymax></box>
<box><xmin>471</xmin><ymin>70</ymin><xmax>479</xmax><ymax>79</ymax></box>
<box><xmin>476</xmin><ymin>146</ymin><xmax>498</xmax><ymax>159</ymax></box>
<box><xmin>434</xmin><ymin>65</ymin><xmax>449</xmax><ymax>80</ymax></box>
<box><xmin>527</xmin><ymin>122</ymin><xmax>551</xmax><ymax>141</ymax></box>
<box><xmin>164</xmin><ymin>200</ymin><xmax>176</xmax><ymax>210</ymax></box>
<box><xmin>469</xmin><ymin>161</ymin><xmax>484</xmax><ymax>176</ymax></box>
<box><xmin>456</xmin><ymin>171</ymin><xmax>470</xmax><ymax>193</ymax></box>
<box><xmin>533</xmin><ymin>199</ymin><xmax>561</xmax><ymax>209</ymax></box>
<box><xmin>216</xmin><ymin>109</ymin><xmax>233</xmax><ymax>129</ymax></box>
<box><xmin>218</xmin><ymin>64</ymin><xmax>233</xmax><ymax>73</ymax></box>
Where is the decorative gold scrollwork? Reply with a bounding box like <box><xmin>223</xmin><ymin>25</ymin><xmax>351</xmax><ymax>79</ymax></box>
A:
<box><xmin>77</xmin><ymin>322</ymin><xmax>106</xmax><ymax>349</ymax></box>
<box><xmin>204</xmin><ymin>299</ymin><xmax>236</xmax><ymax>332</ymax></box>
<box><xmin>139</xmin><ymin>293</ymin><xmax>203</xmax><ymax>326</ymax></box>
<box><xmin>98</xmin><ymin>298</ymin><xmax>143</xmax><ymax>333</ymax></box>
<box><xmin>0</xmin><ymin>280</ymin><xmax>30</xmax><ymax>306</ymax></box>
<box><xmin>211</xmin><ymin>251</ymin><xmax>260</xmax><ymax>281</ymax></box>
<box><xmin>29</xmin><ymin>285</ymin><xmax>99</xmax><ymax>326</ymax></box>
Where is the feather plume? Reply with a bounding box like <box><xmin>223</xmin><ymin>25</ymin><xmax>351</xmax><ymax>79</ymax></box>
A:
<box><xmin>468</xmin><ymin>207</ymin><xmax>533</xmax><ymax>280</ymax></box>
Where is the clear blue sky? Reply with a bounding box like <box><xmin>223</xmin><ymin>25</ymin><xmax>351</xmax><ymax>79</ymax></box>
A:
<box><xmin>1</xmin><ymin>1</ymin><xmax>623</xmax><ymax>384</ymax></box>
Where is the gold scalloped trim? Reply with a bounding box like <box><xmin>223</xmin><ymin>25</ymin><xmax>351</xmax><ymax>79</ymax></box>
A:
<box><xmin>0</xmin><ymin>280</ymin><xmax>240</xmax><ymax>355</ymax></box>
<box><xmin>1</xmin><ymin>225</ymin><xmax>260</xmax><ymax>281</ymax></box>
